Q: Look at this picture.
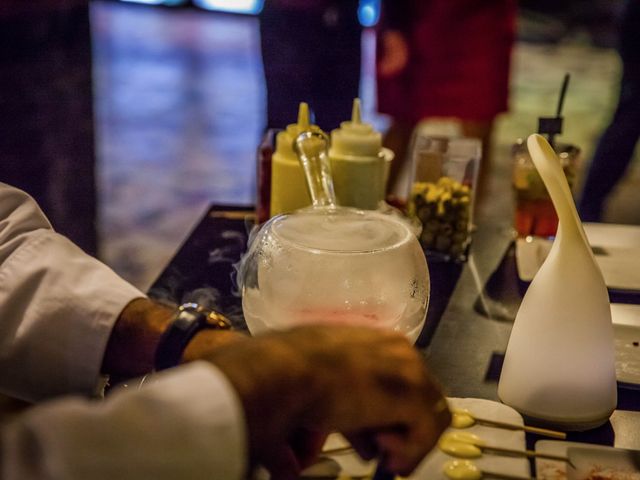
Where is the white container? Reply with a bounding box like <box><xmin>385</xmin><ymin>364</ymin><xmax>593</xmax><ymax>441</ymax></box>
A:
<box><xmin>498</xmin><ymin>134</ymin><xmax>617</xmax><ymax>430</ymax></box>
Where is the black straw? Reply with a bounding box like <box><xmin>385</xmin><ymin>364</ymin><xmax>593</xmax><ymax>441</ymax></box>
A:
<box><xmin>556</xmin><ymin>73</ymin><xmax>570</xmax><ymax>118</ymax></box>
<box><xmin>539</xmin><ymin>72</ymin><xmax>571</xmax><ymax>148</ymax></box>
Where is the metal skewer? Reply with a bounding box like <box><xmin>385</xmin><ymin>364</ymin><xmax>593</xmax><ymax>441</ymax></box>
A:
<box><xmin>439</xmin><ymin>432</ymin><xmax>574</xmax><ymax>467</ymax></box>
<box><xmin>444</xmin><ymin>459</ymin><xmax>533</xmax><ymax>480</ymax></box>
<box><xmin>452</xmin><ymin>409</ymin><xmax>567</xmax><ymax>439</ymax></box>
<box><xmin>479</xmin><ymin>444</ymin><xmax>572</xmax><ymax>465</ymax></box>
<box><xmin>473</xmin><ymin>415</ymin><xmax>566</xmax><ymax>440</ymax></box>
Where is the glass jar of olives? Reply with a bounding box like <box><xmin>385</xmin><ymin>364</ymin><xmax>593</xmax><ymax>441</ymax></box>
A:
<box><xmin>407</xmin><ymin>136</ymin><xmax>481</xmax><ymax>262</ymax></box>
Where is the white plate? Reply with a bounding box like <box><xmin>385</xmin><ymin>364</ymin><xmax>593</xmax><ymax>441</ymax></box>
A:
<box><xmin>312</xmin><ymin>398</ymin><xmax>530</xmax><ymax>479</ymax></box>
<box><xmin>568</xmin><ymin>445</ymin><xmax>640</xmax><ymax>480</ymax></box>
<box><xmin>515</xmin><ymin>223</ymin><xmax>640</xmax><ymax>291</ymax></box>
<box><xmin>407</xmin><ymin>398</ymin><xmax>530</xmax><ymax>480</ymax></box>
<box><xmin>612</xmin><ymin>304</ymin><xmax>640</xmax><ymax>385</ymax></box>
<box><xmin>536</xmin><ymin>440</ymin><xmax>640</xmax><ymax>480</ymax></box>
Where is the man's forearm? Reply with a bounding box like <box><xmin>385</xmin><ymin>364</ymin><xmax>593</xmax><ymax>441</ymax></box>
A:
<box><xmin>102</xmin><ymin>299</ymin><xmax>248</xmax><ymax>379</ymax></box>
<box><xmin>101</xmin><ymin>298</ymin><xmax>175</xmax><ymax>379</ymax></box>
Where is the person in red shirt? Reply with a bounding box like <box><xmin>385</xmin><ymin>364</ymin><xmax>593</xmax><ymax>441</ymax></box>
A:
<box><xmin>377</xmin><ymin>0</ymin><xmax>516</xmax><ymax>198</ymax></box>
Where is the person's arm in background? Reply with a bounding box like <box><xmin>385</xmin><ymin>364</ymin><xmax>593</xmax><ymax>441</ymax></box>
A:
<box><xmin>377</xmin><ymin>0</ymin><xmax>412</xmax><ymax>77</ymax></box>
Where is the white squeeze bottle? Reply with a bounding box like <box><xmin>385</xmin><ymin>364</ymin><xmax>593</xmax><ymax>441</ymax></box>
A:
<box><xmin>329</xmin><ymin>99</ymin><xmax>394</xmax><ymax>210</ymax></box>
<box><xmin>270</xmin><ymin>102</ymin><xmax>325</xmax><ymax>217</ymax></box>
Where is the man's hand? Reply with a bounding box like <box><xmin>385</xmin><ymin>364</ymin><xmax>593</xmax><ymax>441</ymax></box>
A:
<box><xmin>206</xmin><ymin>325</ymin><xmax>451</xmax><ymax>479</ymax></box>
<box><xmin>182</xmin><ymin>327</ymin><xmax>248</xmax><ymax>363</ymax></box>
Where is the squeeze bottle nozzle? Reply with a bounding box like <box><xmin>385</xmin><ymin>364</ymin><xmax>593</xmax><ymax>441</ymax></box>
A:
<box><xmin>270</xmin><ymin>102</ymin><xmax>325</xmax><ymax>217</ymax></box>
<box><xmin>274</xmin><ymin>102</ymin><xmax>320</xmax><ymax>162</ymax></box>
<box><xmin>330</xmin><ymin>98</ymin><xmax>382</xmax><ymax>157</ymax></box>
<box><xmin>328</xmin><ymin>98</ymin><xmax>390</xmax><ymax>210</ymax></box>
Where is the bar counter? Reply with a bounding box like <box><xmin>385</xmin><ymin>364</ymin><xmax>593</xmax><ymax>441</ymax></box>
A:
<box><xmin>149</xmin><ymin>157</ymin><xmax>640</xmax><ymax>450</ymax></box>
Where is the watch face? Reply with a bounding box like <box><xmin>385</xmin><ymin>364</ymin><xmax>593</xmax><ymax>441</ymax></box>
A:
<box><xmin>174</xmin><ymin>309</ymin><xmax>200</xmax><ymax>331</ymax></box>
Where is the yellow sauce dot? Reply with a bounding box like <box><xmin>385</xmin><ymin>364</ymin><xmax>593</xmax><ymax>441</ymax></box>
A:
<box><xmin>451</xmin><ymin>409</ymin><xmax>476</xmax><ymax>429</ymax></box>
<box><xmin>438</xmin><ymin>438</ymin><xmax>482</xmax><ymax>458</ymax></box>
<box><xmin>446</xmin><ymin>432</ymin><xmax>483</xmax><ymax>444</ymax></box>
<box><xmin>443</xmin><ymin>460</ymin><xmax>483</xmax><ymax>480</ymax></box>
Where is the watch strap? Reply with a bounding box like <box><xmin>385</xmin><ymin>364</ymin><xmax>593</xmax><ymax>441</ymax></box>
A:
<box><xmin>154</xmin><ymin>303</ymin><xmax>232</xmax><ymax>371</ymax></box>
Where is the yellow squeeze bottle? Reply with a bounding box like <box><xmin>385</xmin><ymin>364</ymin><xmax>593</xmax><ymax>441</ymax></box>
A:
<box><xmin>270</xmin><ymin>103</ymin><xmax>324</xmax><ymax>217</ymax></box>
<box><xmin>329</xmin><ymin>99</ymin><xmax>393</xmax><ymax>210</ymax></box>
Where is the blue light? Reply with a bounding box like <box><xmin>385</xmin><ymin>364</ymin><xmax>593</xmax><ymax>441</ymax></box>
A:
<box><xmin>192</xmin><ymin>0</ymin><xmax>264</xmax><ymax>14</ymax></box>
<box><xmin>119</xmin><ymin>0</ymin><xmax>188</xmax><ymax>5</ymax></box>
<box><xmin>119</xmin><ymin>0</ymin><xmax>166</xmax><ymax>4</ymax></box>
<box><xmin>358</xmin><ymin>0</ymin><xmax>380</xmax><ymax>27</ymax></box>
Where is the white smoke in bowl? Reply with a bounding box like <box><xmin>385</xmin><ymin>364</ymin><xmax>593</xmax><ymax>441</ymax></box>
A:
<box><xmin>232</xmin><ymin>220</ymin><xmax>264</xmax><ymax>295</ymax></box>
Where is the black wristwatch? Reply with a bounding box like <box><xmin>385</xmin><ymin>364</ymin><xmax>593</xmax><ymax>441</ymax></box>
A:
<box><xmin>154</xmin><ymin>303</ymin><xmax>232</xmax><ymax>371</ymax></box>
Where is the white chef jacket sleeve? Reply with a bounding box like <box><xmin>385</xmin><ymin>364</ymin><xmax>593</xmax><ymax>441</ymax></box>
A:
<box><xmin>0</xmin><ymin>183</ymin><xmax>144</xmax><ymax>401</ymax></box>
<box><xmin>1</xmin><ymin>362</ymin><xmax>247</xmax><ymax>480</ymax></box>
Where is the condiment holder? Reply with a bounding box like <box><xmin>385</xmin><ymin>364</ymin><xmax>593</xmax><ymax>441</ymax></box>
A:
<box><xmin>407</xmin><ymin>134</ymin><xmax>480</xmax><ymax>262</ymax></box>
<box><xmin>269</xmin><ymin>99</ymin><xmax>393</xmax><ymax>217</ymax></box>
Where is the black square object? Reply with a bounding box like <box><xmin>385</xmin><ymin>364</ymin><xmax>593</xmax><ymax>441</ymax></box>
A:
<box><xmin>485</xmin><ymin>352</ymin><xmax>505</xmax><ymax>382</ymax></box>
<box><xmin>537</xmin><ymin>117</ymin><xmax>563</xmax><ymax>136</ymax></box>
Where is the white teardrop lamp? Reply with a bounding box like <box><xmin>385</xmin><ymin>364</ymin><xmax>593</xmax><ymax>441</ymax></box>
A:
<box><xmin>498</xmin><ymin>134</ymin><xmax>617</xmax><ymax>430</ymax></box>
